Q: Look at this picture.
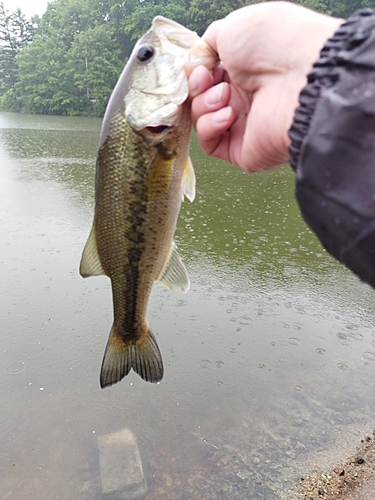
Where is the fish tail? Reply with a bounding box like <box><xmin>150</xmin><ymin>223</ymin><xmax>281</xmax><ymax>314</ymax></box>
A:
<box><xmin>100</xmin><ymin>324</ymin><xmax>164</xmax><ymax>388</ymax></box>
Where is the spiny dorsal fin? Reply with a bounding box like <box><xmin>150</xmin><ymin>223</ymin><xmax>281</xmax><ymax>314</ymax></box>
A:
<box><xmin>182</xmin><ymin>156</ymin><xmax>195</xmax><ymax>202</ymax></box>
<box><xmin>79</xmin><ymin>224</ymin><xmax>106</xmax><ymax>277</ymax></box>
<box><xmin>157</xmin><ymin>242</ymin><xmax>190</xmax><ymax>293</ymax></box>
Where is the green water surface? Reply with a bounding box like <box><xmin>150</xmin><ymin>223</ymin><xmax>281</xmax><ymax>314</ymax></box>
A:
<box><xmin>1</xmin><ymin>111</ymin><xmax>375</xmax><ymax>499</ymax></box>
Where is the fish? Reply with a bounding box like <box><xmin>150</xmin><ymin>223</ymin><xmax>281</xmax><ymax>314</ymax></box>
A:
<box><xmin>79</xmin><ymin>16</ymin><xmax>217</xmax><ymax>388</ymax></box>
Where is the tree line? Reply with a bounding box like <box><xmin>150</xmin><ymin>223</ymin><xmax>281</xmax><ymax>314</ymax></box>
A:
<box><xmin>0</xmin><ymin>0</ymin><xmax>372</xmax><ymax>117</ymax></box>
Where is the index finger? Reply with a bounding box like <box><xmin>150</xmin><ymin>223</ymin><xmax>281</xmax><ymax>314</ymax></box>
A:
<box><xmin>201</xmin><ymin>19</ymin><xmax>222</xmax><ymax>54</ymax></box>
<box><xmin>188</xmin><ymin>65</ymin><xmax>214</xmax><ymax>100</ymax></box>
<box><xmin>201</xmin><ymin>20</ymin><xmax>226</xmax><ymax>86</ymax></box>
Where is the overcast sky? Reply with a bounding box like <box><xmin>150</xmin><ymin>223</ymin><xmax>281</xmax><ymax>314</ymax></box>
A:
<box><xmin>3</xmin><ymin>0</ymin><xmax>49</xmax><ymax>18</ymax></box>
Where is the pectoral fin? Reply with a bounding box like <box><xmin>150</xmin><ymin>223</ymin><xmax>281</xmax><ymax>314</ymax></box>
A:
<box><xmin>157</xmin><ymin>242</ymin><xmax>190</xmax><ymax>293</ymax></box>
<box><xmin>182</xmin><ymin>156</ymin><xmax>195</xmax><ymax>202</ymax></box>
<box><xmin>79</xmin><ymin>224</ymin><xmax>106</xmax><ymax>277</ymax></box>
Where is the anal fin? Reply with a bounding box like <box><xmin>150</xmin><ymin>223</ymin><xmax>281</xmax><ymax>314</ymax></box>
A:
<box><xmin>157</xmin><ymin>242</ymin><xmax>190</xmax><ymax>294</ymax></box>
<box><xmin>80</xmin><ymin>223</ymin><xmax>106</xmax><ymax>277</ymax></box>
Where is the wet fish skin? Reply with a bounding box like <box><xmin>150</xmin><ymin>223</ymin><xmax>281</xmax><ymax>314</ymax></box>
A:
<box><xmin>79</xmin><ymin>17</ymin><xmax>216</xmax><ymax>388</ymax></box>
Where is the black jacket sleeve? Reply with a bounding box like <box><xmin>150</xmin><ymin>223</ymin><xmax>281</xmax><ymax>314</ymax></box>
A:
<box><xmin>288</xmin><ymin>9</ymin><xmax>375</xmax><ymax>289</ymax></box>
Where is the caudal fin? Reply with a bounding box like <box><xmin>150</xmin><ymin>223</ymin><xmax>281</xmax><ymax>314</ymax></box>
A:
<box><xmin>100</xmin><ymin>325</ymin><xmax>164</xmax><ymax>388</ymax></box>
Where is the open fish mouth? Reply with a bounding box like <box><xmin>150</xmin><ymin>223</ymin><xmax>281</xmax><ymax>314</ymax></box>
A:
<box><xmin>145</xmin><ymin>125</ymin><xmax>171</xmax><ymax>135</ymax></box>
<box><xmin>139</xmin><ymin>124</ymin><xmax>174</xmax><ymax>145</ymax></box>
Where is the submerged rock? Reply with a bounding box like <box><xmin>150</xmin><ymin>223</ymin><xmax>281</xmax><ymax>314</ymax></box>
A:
<box><xmin>98</xmin><ymin>428</ymin><xmax>147</xmax><ymax>499</ymax></box>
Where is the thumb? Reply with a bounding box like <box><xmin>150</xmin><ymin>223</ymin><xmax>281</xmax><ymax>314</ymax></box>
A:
<box><xmin>201</xmin><ymin>19</ymin><xmax>222</xmax><ymax>54</ymax></box>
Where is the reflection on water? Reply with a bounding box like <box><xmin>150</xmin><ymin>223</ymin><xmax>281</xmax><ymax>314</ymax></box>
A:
<box><xmin>1</xmin><ymin>111</ymin><xmax>375</xmax><ymax>499</ymax></box>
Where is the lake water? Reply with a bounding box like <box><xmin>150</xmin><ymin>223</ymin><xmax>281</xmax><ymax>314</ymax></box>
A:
<box><xmin>1</xmin><ymin>111</ymin><xmax>375</xmax><ymax>499</ymax></box>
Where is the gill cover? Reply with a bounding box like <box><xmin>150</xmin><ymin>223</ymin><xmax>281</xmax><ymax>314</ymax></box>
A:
<box><xmin>125</xmin><ymin>16</ymin><xmax>217</xmax><ymax>131</ymax></box>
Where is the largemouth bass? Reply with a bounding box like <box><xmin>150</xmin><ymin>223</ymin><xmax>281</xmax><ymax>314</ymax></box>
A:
<box><xmin>80</xmin><ymin>17</ymin><xmax>216</xmax><ymax>388</ymax></box>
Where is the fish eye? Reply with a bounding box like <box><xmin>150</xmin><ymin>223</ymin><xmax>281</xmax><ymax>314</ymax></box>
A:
<box><xmin>137</xmin><ymin>45</ymin><xmax>154</xmax><ymax>63</ymax></box>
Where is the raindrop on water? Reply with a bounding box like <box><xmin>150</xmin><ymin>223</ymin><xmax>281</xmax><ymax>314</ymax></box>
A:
<box><xmin>232</xmin><ymin>278</ymin><xmax>249</xmax><ymax>292</ymax></box>
<box><xmin>6</xmin><ymin>362</ymin><xmax>25</xmax><ymax>374</ymax></box>
<box><xmin>336</xmin><ymin>332</ymin><xmax>347</xmax><ymax>340</ymax></box>
<box><xmin>363</xmin><ymin>352</ymin><xmax>375</xmax><ymax>361</ymax></box>
<box><xmin>200</xmin><ymin>360</ymin><xmax>211</xmax><ymax>369</ymax></box>
<box><xmin>337</xmin><ymin>362</ymin><xmax>348</xmax><ymax>370</ymax></box>
<box><xmin>348</xmin><ymin>332</ymin><xmax>364</xmax><ymax>341</ymax></box>
<box><xmin>288</xmin><ymin>337</ymin><xmax>300</xmax><ymax>346</ymax></box>
<box><xmin>176</xmin><ymin>300</ymin><xmax>187</xmax><ymax>307</ymax></box>
<box><xmin>238</xmin><ymin>316</ymin><xmax>250</xmax><ymax>326</ymax></box>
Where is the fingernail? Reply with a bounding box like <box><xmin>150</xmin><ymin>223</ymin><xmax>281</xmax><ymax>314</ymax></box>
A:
<box><xmin>212</xmin><ymin>106</ymin><xmax>232</xmax><ymax>124</ymax></box>
<box><xmin>204</xmin><ymin>83</ymin><xmax>225</xmax><ymax>106</ymax></box>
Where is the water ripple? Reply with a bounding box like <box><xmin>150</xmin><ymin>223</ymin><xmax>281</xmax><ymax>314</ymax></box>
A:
<box><xmin>363</xmin><ymin>352</ymin><xmax>375</xmax><ymax>362</ymax></box>
<box><xmin>337</xmin><ymin>362</ymin><xmax>348</xmax><ymax>370</ymax></box>
<box><xmin>200</xmin><ymin>359</ymin><xmax>212</xmax><ymax>369</ymax></box>
<box><xmin>0</xmin><ymin>434</ymin><xmax>15</xmax><ymax>451</ymax></box>
<box><xmin>6</xmin><ymin>362</ymin><xmax>26</xmax><ymax>374</ymax></box>
<box><xmin>288</xmin><ymin>337</ymin><xmax>300</xmax><ymax>346</ymax></box>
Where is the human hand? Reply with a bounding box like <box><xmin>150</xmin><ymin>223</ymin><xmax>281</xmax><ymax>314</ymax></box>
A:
<box><xmin>189</xmin><ymin>2</ymin><xmax>343</xmax><ymax>172</ymax></box>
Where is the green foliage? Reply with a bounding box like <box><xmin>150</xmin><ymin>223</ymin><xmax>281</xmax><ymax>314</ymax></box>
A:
<box><xmin>3</xmin><ymin>0</ymin><xmax>127</xmax><ymax>116</ymax></box>
<box><xmin>13</xmin><ymin>32</ymin><xmax>77</xmax><ymax>114</ymax></box>
<box><xmin>0</xmin><ymin>0</ymin><xmax>374</xmax><ymax>116</ymax></box>
<box><xmin>291</xmin><ymin>0</ymin><xmax>331</xmax><ymax>14</ymax></box>
<box><xmin>188</xmin><ymin>0</ymin><xmax>245</xmax><ymax>35</ymax></box>
<box><xmin>0</xmin><ymin>3</ymin><xmax>36</xmax><ymax>95</ymax></box>
<box><xmin>124</xmin><ymin>0</ymin><xmax>189</xmax><ymax>41</ymax></box>
<box><xmin>67</xmin><ymin>25</ymin><xmax>123</xmax><ymax>116</ymax></box>
<box><xmin>328</xmin><ymin>0</ymin><xmax>375</xmax><ymax>18</ymax></box>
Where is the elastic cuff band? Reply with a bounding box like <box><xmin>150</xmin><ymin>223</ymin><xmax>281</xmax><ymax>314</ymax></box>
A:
<box><xmin>289</xmin><ymin>8</ymin><xmax>375</xmax><ymax>171</ymax></box>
